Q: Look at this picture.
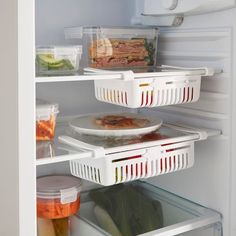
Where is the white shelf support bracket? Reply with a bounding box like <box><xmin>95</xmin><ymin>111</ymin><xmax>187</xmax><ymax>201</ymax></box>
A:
<box><xmin>58</xmin><ymin>135</ymin><xmax>105</xmax><ymax>159</ymax></box>
<box><xmin>164</xmin><ymin>123</ymin><xmax>221</xmax><ymax>141</ymax></box>
<box><xmin>84</xmin><ymin>67</ymin><xmax>135</xmax><ymax>81</ymax></box>
<box><xmin>160</xmin><ymin>65</ymin><xmax>219</xmax><ymax>77</ymax></box>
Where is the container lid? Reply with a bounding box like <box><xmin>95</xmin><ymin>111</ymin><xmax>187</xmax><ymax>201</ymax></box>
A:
<box><xmin>36</xmin><ymin>99</ymin><xmax>59</xmax><ymax>121</ymax></box>
<box><xmin>36</xmin><ymin>45</ymin><xmax>82</xmax><ymax>55</ymax></box>
<box><xmin>65</xmin><ymin>26</ymin><xmax>159</xmax><ymax>39</ymax></box>
<box><xmin>37</xmin><ymin>175</ymin><xmax>82</xmax><ymax>204</ymax></box>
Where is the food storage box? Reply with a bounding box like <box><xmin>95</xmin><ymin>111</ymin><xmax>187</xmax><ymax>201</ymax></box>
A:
<box><xmin>72</xmin><ymin>181</ymin><xmax>222</xmax><ymax>236</ymax></box>
<box><xmin>37</xmin><ymin>175</ymin><xmax>82</xmax><ymax>236</ymax></box>
<box><xmin>36</xmin><ymin>45</ymin><xmax>82</xmax><ymax>76</ymax></box>
<box><xmin>64</xmin><ymin>26</ymin><xmax>159</xmax><ymax>69</ymax></box>
<box><xmin>36</xmin><ymin>100</ymin><xmax>59</xmax><ymax>141</ymax></box>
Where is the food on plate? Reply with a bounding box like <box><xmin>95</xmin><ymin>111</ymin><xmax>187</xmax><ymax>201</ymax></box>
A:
<box><xmin>95</xmin><ymin>115</ymin><xmax>150</xmax><ymax>129</ymax></box>
<box><xmin>89</xmin><ymin>38</ymin><xmax>155</xmax><ymax>68</ymax></box>
<box><xmin>36</xmin><ymin>54</ymin><xmax>75</xmax><ymax>71</ymax></box>
<box><xmin>37</xmin><ymin>196</ymin><xmax>80</xmax><ymax>219</ymax></box>
<box><xmin>36</xmin><ymin>114</ymin><xmax>56</xmax><ymax>141</ymax></box>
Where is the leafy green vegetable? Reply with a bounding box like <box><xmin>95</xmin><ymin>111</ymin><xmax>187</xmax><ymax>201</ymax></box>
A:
<box><xmin>90</xmin><ymin>184</ymin><xmax>163</xmax><ymax>236</ymax></box>
<box><xmin>36</xmin><ymin>54</ymin><xmax>75</xmax><ymax>72</ymax></box>
<box><xmin>144</xmin><ymin>39</ymin><xmax>155</xmax><ymax>66</ymax></box>
<box><xmin>94</xmin><ymin>205</ymin><xmax>123</xmax><ymax>236</ymax></box>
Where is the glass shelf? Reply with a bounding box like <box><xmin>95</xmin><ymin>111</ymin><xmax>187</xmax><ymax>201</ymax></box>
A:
<box><xmin>36</xmin><ymin>121</ymin><xmax>201</xmax><ymax>166</ymax></box>
<box><xmin>35</xmin><ymin>66</ymin><xmax>211</xmax><ymax>83</ymax></box>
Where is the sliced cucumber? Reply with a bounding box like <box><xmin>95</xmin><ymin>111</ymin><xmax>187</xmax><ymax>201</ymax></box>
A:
<box><xmin>36</xmin><ymin>54</ymin><xmax>76</xmax><ymax>72</ymax></box>
<box><xmin>38</xmin><ymin>54</ymin><xmax>63</xmax><ymax>65</ymax></box>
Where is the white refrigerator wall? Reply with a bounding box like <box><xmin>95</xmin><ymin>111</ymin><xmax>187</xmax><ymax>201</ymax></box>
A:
<box><xmin>35</xmin><ymin>1</ymin><xmax>236</xmax><ymax>236</ymax></box>
<box><xmin>138</xmin><ymin>8</ymin><xmax>236</xmax><ymax>236</ymax></box>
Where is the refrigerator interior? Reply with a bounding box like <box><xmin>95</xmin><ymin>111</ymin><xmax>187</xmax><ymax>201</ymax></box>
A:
<box><xmin>35</xmin><ymin>0</ymin><xmax>236</xmax><ymax>235</ymax></box>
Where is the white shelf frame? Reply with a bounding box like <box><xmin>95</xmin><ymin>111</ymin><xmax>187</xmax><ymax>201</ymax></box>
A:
<box><xmin>35</xmin><ymin>66</ymin><xmax>216</xmax><ymax>83</ymax></box>
<box><xmin>36</xmin><ymin>122</ymin><xmax>221</xmax><ymax>166</ymax></box>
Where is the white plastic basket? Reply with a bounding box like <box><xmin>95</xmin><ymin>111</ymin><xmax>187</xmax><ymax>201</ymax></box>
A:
<box><xmin>57</xmin><ymin>122</ymin><xmax>213</xmax><ymax>186</ymax></box>
<box><xmin>85</xmin><ymin>66</ymin><xmax>215</xmax><ymax>108</ymax></box>
<box><xmin>69</xmin><ymin>140</ymin><xmax>194</xmax><ymax>186</ymax></box>
<box><xmin>94</xmin><ymin>75</ymin><xmax>201</xmax><ymax>108</ymax></box>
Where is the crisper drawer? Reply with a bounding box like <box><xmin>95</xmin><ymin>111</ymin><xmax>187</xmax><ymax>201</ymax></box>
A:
<box><xmin>70</xmin><ymin>181</ymin><xmax>222</xmax><ymax>236</ymax></box>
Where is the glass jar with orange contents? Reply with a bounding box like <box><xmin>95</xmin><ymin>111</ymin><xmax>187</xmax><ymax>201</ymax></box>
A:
<box><xmin>37</xmin><ymin>175</ymin><xmax>82</xmax><ymax>236</ymax></box>
<box><xmin>36</xmin><ymin>99</ymin><xmax>59</xmax><ymax>141</ymax></box>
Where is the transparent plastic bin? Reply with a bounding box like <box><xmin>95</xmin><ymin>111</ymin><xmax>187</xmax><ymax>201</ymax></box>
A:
<box><xmin>71</xmin><ymin>181</ymin><xmax>222</xmax><ymax>236</ymax></box>
<box><xmin>36</xmin><ymin>45</ymin><xmax>82</xmax><ymax>76</ymax></box>
<box><xmin>64</xmin><ymin>26</ymin><xmax>159</xmax><ymax>69</ymax></box>
<box><xmin>36</xmin><ymin>99</ymin><xmax>59</xmax><ymax>141</ymax></box>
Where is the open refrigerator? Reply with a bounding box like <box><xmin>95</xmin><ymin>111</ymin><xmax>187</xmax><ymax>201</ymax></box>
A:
<box><xmin>1</xmin><ymin>0</ymin><xmax>236</xmax><ymax>236</ymax></box>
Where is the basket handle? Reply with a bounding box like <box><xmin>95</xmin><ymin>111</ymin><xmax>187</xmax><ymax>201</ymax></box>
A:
<box><xmin>160</xmin><ymin>65</ymin><xmax>216</xmax><ymax>76</ymax></box>
<box><xmin>163</xmin><ymin>123</ymin><xmax>209</xmax><ymax>140</ymax></box>
<box><xmin>58</xmin><ymin>135</ymin><xmax>105</xmax><ymax>159</ymax></box>
<box><xmin>84</xmin><ymin>67</ymin><xmax>134</xmax><ymax>80</ymax></box>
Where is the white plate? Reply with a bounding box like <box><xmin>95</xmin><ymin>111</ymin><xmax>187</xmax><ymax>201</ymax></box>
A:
<box><xmin>69</xmin><ymin>113</ymin><xmax>163</xmax><ymax>137</ymax></box>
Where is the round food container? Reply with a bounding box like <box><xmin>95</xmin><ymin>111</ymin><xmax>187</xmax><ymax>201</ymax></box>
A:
<box><xmin>37</xmin><ymin>175</ymin><xmax>82</xmax><ymax>219</ymax></box>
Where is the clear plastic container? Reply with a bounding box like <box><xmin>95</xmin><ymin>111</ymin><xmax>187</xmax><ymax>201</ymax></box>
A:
<box><xmin>36</xmin><ymin>45</ymin><xmax>82</xmax><ymax>76</ymax></box>
<box><xmin>74</xmin><ymin>181</ymin><xmax>222</xmax><ymax>236</ymax></box>
<box><xmin>36</xmin><ymin>100</ymin><xmax>59</xmax><ymax>141</ymax></box>
<box><xmin>37</xmin><ymin>175</ymin><xmax>82</xmax><ymax>236</ymax></box>
<box><xmin>37</xmin><ymin>175</ymin><xmax>82</xmax><ymax>219</ymax></box>
<box><xmin>64</xmin><ymin>26</ymin><xmax>159</xmax><ymax>69</ymax></box>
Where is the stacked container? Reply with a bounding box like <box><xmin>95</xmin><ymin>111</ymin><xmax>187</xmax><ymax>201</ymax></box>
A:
<box><xmin>65</xmin><ymin>26</ymin><xmax>159</xmax><ymax>69</ymax></box>
<box><xmin>36</xmin><ymin>100</ymin><xmax>59</xmax><ymax>141</ymax></box>
<box><xmin>36</xmin><ymin>45</ymin><xmax>82</xmax><ymax>76</ymax></box>
<box><xmin>37</xmin><ymin>175</ymin><xmax>82</xmax><ymax>236</ymax></box>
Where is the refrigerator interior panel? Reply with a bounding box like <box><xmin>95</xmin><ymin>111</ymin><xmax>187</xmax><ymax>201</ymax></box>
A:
<box><xmin>35</xmin><ymin>0</ymin><xmax>136</xmax><ymax>45</ymax></box>
<box><xmin>35</xmin><ymin>1</ymin><xmax>236</xmax><ymax>235</ymax></box>
<box><xmin>138</xmin><ymin>8</ymin><xmax>236</xmax><ymax>236</ymax></box>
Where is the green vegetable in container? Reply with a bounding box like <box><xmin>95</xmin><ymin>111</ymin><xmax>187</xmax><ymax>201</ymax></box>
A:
<box><xmin>90</xmin><ymin>184</ymin><xmax>163</xmax><ymax>236</ymax></box>
<box><xmin>94</xmin><ymin>205</ymin><xmax>123</xmax><ymax>236</ymax></box>
<box><xmin>144</xmin><ymin>39</ymin><xmax>156</xmax><ymax>66</ymax></box>
<box><xmin>36</xmin><ymin>54</ymin><xmax>75</xmax><ymax>71</ymax></box>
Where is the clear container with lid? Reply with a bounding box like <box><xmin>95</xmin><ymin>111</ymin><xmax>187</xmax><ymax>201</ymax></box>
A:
<box><xmin>37</xmin><ymin>175</ymin><xmax>82</xmax><ymax>219</ymax></box>
<box><xmin>64</xmin><ymin>26</ymin><xmax>159</xmax><ymax>69</ymax></box>
<box><xmin>36</xmin><ymin>99</ymin><xmax>59</xmax><ymax>141</ymax></box>
<box><xmin>37</xmin><ymin>175</ymin><xmax>82</xmax><ymax>236</ymax></box>
<box><xmin>36</xmin><ymin>45</ymin><xmax>82</xmax><ymax>76</ymax></box>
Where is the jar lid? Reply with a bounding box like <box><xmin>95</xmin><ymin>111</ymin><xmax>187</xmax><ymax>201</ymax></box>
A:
<box><xmin>36</xmin><ymin>99</ymin><xmax>59</xmax><ymax>121</ymax></box>
<box><xmin>36</xmin><ymin>45</ymin><xmax>82</xmax><ymax>55</ymax></box>
<box><xmin>37</xmin><ymin>175</ymin><xmax>82</xmax><ymax>204</ymax></box>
